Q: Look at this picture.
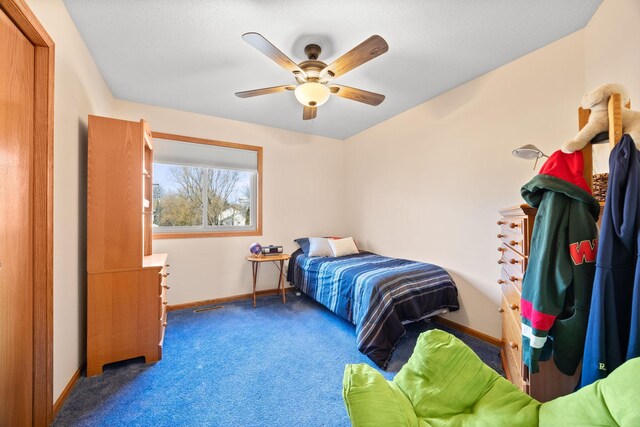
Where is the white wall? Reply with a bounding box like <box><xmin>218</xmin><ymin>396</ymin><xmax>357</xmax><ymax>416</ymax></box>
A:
<box><xmin>584</xmin><ymin>0</ymin><xmax>640</xmax><ymax>101</ymax></box>
<box><xmin>25</xmin><ymin>0</ymin><xmax>114</xmax><ymax>401</ymax></box>
<box><xmin>584</xmin><ymin>0</ymin><xmax>640</xmax><ymax>171</ymax></box>
<box><xmin>343</xmin><ymin>0</ymin><xmax>640</xmax><ymax>339</ymax></box>
<box><xmin>343</xmin><ymin>31</ymin><xmax>586</xmax><ymax>338</ymax></box>
<box><xmin>112</xmin><ymin>100</ymin><xmax>346</xmax><ymax>305</ymax></box>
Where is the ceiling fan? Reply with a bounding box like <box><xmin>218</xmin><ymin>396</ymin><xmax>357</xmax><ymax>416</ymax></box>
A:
<box><xmin>235</xmin><ymin>33</ymin><xmax>389</xmax><ymax>120</ymax></box>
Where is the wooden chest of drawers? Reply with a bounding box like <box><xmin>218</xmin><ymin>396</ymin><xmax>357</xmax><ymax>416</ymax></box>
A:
<box><xmin>87</xmin><ymin>254</ymin><xmax>169</xmax><ymax>377</ymax></box>
<box><xmin>498</xmin><ymin>205</ymin><xmax>580</xmax><ymax>402</ymax></box>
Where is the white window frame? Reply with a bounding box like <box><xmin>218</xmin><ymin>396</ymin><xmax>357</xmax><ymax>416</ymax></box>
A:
<box><xmin>151</xmin><ymin>132</ymin><xmax>262</xmax><ymax>239</ymax></box>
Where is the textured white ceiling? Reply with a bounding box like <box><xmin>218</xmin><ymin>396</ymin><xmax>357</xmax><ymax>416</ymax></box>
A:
<box><xmin>63</xmin><ymin>0</ymin><xmax>601</xmax><ymax>139</ymax></box>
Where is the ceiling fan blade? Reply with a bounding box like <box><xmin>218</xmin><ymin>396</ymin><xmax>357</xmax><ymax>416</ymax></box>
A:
<box><xmin>320</xmin><ymin>35</ymin><xmax>388</xmax><ymax>80</ymax></box>
<box><xmin>235</xmin><ymin>85</ymin><xmax>296</xmax><ymax>98</ymax></box>
<box><xmin>329</xmin><ymin>85</ymin><xmax>385</xmax><ymax>106</ymax></box>
<box><xmin>303</xmin><ymin>106</ymin><xmax>317</xmax><ymax>120</ymax></box>
<box><xmin>242</xmin><ymin>32</ymin><xmax>307</xmax><ymax>78</ymax></box>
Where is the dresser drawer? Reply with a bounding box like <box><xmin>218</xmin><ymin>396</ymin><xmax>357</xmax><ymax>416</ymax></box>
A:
<box><xmin>502</xmin><ymin>263</ymin><xmax>524</xmax><ymax>291</ymax></box>
<box><xmin>158</xmin><ymin>294</ymin><xmax>168</xmax><ymax>316</ymax></box>
<box><xmin>498</xmin><ymin>267</ymin><xmax>523</xmax><ymax>291</ymax></box>
<box><xmin>502</xmin><ymin>336</ymin><xmax>525</xmax><ymax>391</ymax></box>
<box><xmin>501</xmin><ymin>302</ymin><xmax>523</xmax><ymax>388</ymax></box>
<box><xmin>157</xmin><ymin>262</ymin><xmax>170</xmax><ymax>296</ymax></box>
<box><xmin>497</xmin><ymin>233</ymin><xmax>524</xmax><ymax>253</ymax></box>
<box><xmin>499</xmin><ymin>245</ymin><xmax>525</xmax><ymax>291</ymax></box>
<box><xmin>160</xmin><ymin>304</ymin><xmax>167</xmax><ymax>328</ymax></box>
<box><xmin>161</xmin><ymin>272</ymin><xmax>168</xmax><ymax>298</ymax></box>
<box><xmin>159</xmin><ymin>308</ymin><xmax>167</xmax><ymax>348</ymax></box>
<box><xmin>500</xmin><ymin>244</ymin><xmax>526</xmax><ymax>274</ymax></box>
<box><xmin>500</xmin><ymin>234</ymin><xmax>525</xmax><ymax>253</ymax></box>
<box><xmin>157</xmin><ymin>267</ymin><xmax>169</xmax><ymax>292</ymax></box>
<box><xmin>505</xmin><ymin>329</ymin><xmax>522</xmax><ymax>381</ymax></box>
<box><xmin>497</xmin><ymin>217</ymin><xmax>527</xmax><ymax>255</ymax></box>
<box><xmin>158</xmin><ymin>263</ymin><xmax>169</xmax><ymax>338</ymax></box>
<box><xmin>501</xmin><ymin>294</ymin><xmax>524</xmax><ymax>389</ymax></box>
<box><xmin>500</xmin><ymin>269</ymin><xmax>522</xmax><ymax>321</ymax></box>
<box><xmin>498</xmin><ymin>217</ymin><xmax>525</xmax><ymax>235</ymax></box>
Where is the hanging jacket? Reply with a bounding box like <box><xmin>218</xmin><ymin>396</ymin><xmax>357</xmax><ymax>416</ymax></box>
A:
<box><xmin>581</xmin><ymin>135</ymin><xmax>640</xmax><ymax>388</ymax></box>
<box><xmin>520</xmin><ymin>150</ymin><xmax>600</xmax><ymax>375</ymax></box>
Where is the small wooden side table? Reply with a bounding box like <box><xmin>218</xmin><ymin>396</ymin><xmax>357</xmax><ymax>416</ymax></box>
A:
<box><xmin>246</xmin><ymin>253</ymin><xmax>291</xmax><ymax>308</ymax></box>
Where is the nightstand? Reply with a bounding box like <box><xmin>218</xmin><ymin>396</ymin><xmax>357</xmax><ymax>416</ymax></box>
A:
<box><xmin>246</xmin><ymin>253</ymin><xmax>291</xmax><ymax>308</ymax></box>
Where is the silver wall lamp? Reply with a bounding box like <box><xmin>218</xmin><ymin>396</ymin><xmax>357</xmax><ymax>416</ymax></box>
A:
<box><xmin>512</xmin><ymin>144</ymin><xmax>549</xmax><ymax>169</ymax></box>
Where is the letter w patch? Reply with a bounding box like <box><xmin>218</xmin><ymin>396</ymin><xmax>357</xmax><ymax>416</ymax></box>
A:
<box><xmin>569</xmin><ymin>239</ymin><xmax>598</xmax><ymax>265</ymax></box>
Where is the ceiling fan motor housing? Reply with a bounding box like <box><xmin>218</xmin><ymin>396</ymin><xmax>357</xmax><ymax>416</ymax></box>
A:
<box><xmin>304</xmin><ymin>43</ymin><xmax>322</xmax><ymax>60</ymax></box>
<box><xmin>298</xmin><ymin>60</ymin><xmax>326</xmax><ymax>81</ymax></box>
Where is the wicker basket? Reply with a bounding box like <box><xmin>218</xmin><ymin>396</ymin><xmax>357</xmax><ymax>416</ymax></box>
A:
<box><xmin>592</xmin><ymin>173</ymin><xmax>608</xmax><ymax>202</ymax></box>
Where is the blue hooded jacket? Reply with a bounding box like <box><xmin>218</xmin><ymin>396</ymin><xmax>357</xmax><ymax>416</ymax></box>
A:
<box><xmin>581</xmin><ymin>135</ymin><xmax>640</xmax><ymax>388</ymax></box>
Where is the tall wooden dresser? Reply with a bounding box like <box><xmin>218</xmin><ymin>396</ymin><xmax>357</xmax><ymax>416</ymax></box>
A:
<box><xmin>87</xmin><ymin>115</ymin><xmax>169</xmax><ymax>376</ymax></box>
<box><xmin>497</xmin><ymin>205</ymin><xmax>580</xmax><ymax>402</ymax></box>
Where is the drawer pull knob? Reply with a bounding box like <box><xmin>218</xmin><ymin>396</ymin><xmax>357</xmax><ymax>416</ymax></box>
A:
<box><xmin>162</xmin><ymin>301</ymin><xmax>168</xmax><ymax>305</ymax></box>
<box><xmin>509</xmin><ymin>223</ymin><xmax>520</xmax><ymax>229</ymax></box>
<box><xmin>509</xmin><ymin>259</ymin><xmax>521</xmax><ymax>264</ymax></box>
<box><xmin>497</xmin><ymin>234</ymin><xmax>505</xmax><ymax>238</ymax></box>
<box><xmin>509</xmin><ymin>276</ymin><xmax>520</xmax><ymax>282</ymax></box>
<box><xmin>509</xmin><ymin>240</ymin><xmax>519</xmax><ymax>246</ymax></box>
<box><xmin>509</xmin><ymin>303</ymin><xmax>519</xmax><ymax>311</ymax></box>
<box><xmin>497</xmin><ymin>260</ymin><xmax>505</xmax><ymax>264</ymax></box>
<box><xmin>163</xmin><ymin>285</ymin><xmax>171</xmax><ymax>290</ymax></box>
<box><xmin>165</xmin><ymin>264</ymin><xmax>170</xmax><ymax>267</ymax></box>
<box><xmin>498</xmin><ymin>307</ymin><xmax>505</xmax><ymax>313</ymax></box>
<box><xmin>497</xmin><ymin>279</ymin><xmax>505</xmax><ymax>284</ymax></box>
<box><xmin>163</xmin><ymin>321</ymin><xmax>168</xmax><ymax>327</ymax></box>
<box><xmin>163</xmin><ymin>273</ymin><xmax>170</xmax><ymax>277</ymax></box>
<box><xmin>497</xmin><ymin>247</ymin><xmax>505</xmax><ymax>252</ymax></box>
<box><xmin>497</xmin><ymin>220</ymin><xmax>505</xmax><ymax>225</ymax></box>
<box><xmin>509</xmin><ymin>341</ymin><xmax>518</xmax><ymax>350</ymax></box>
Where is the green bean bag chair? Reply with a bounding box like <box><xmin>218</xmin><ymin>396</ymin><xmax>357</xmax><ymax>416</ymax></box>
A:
<box><xmin>343</xmin><ymin>330</ymin><xmax>640</xmax><ymax>427</ymax></box>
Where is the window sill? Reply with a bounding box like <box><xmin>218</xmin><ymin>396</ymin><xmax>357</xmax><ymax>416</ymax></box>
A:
<box><xmin>153</xmin><ymin>229</ymin><xmax>262</xmax><ymax>239</ymax></box>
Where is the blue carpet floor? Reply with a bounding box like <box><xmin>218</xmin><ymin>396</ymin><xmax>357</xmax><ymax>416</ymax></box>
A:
<box><xmin>54</xmin><ymin>293</ymin><xmax>503</xmax><ymax>426</ymax></box>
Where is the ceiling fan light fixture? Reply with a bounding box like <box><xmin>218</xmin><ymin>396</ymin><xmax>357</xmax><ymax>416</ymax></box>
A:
<box><xmin>294</xmin><ymin>82</ymin><xmax>330</xmax><ymax>107</ymax></box>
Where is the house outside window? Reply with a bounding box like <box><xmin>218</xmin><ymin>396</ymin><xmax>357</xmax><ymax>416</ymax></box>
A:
<box><xmin>151</xmin><ymin>134</ymin><xmax>262</xmax><ymax>238</ymax></box>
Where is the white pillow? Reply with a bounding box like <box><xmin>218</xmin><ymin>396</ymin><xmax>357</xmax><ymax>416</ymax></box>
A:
<box><xmin>328</xmin><ymin>237</ymin><xmax>359</xmax><ymax>257</ymax></box>
<box><xmin>307</xmin><ymin>237</ymin><xmax>333</xmax><ymax>257</ymax></box>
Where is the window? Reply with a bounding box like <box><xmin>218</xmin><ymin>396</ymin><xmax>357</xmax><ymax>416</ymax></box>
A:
<box><xmin>151</xmin><ymin>133</ymin><xmax>262</xmax><ymax>238</ymax></box>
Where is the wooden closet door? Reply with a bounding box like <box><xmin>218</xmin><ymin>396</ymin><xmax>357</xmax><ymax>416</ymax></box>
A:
<box><xmin>0</xmin><ymin>7</ymin><xmax>35</xmax><ymax>426</ymax></box>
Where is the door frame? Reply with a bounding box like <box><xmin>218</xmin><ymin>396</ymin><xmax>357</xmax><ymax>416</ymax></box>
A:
<box><xmin>0</xmin><ymin>0</ymin><xmax>54</xmax><ymax>424</ymax></box>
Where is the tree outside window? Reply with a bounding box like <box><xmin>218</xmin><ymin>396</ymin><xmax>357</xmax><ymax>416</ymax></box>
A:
<box><xmin>153</xmin><ymin>164</ymin><xmax>253</xmax><ymax>229</ymax></box>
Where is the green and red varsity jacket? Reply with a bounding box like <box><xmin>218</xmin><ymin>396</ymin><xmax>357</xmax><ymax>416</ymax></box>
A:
<box><xmin>520</xmin><ymin>150</ymin><xmax>600</xmax><ymax>375</ymax></box>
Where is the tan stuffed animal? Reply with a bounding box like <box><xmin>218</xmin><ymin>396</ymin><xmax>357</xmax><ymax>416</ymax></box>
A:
<box><xmin>562</xmin><ymin>83</ymin><xmax>640</xmax><ymax>153</ymax></box>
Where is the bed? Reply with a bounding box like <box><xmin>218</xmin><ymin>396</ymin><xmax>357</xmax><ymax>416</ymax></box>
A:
<box><xmin>286</xmin><ymin>249</ymin><xmax>459</xmax><ymax>369</ymax></box>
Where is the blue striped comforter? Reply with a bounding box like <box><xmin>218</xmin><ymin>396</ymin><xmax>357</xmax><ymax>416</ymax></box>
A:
<box><xmin>287</xmin><ymin>250</ymin><xmax>459</xmax><ymax>368</ymax></box>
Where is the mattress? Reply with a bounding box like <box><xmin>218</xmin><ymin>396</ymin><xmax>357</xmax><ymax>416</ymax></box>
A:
<box><xmin>287</xmin><ymin>250</ymin><xmax>460</xmax><ymax>368</ymax></box>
